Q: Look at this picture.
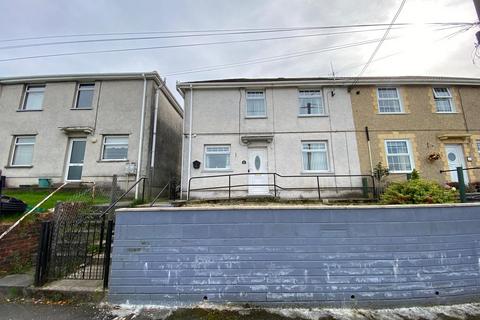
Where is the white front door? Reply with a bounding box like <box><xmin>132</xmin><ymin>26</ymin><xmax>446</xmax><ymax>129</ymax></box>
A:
<box><xmin>248</xmin><ymin>148</ymin><xmax>269</xmax><ymax>195</ymax></box>
<box><xmin>445</xmin><ymin>144</ymin><xmax>468</xmax><ymax>183</ymax></box>
<box><xmin>65</xmin><ymin>138</ymin><xmax>87</xmax><ymax>182</ymax></box>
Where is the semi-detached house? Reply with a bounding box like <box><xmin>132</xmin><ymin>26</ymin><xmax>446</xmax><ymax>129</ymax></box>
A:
<box><xmin>177</xmin><ymin>78</ymin><xmax>363</xmax><ymax>200</ymax></box>
<box><xmin>178</xmin><ymin>76</ymin><xmax>480</xmax><ymax>200</ymax></box>
<box><xmin>0</xmin><ymin>72</ymin><xmax>183</xmax><ymax>197</ymax></box>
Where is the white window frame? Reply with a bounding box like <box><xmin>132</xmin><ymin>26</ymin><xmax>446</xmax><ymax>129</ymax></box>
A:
<box><xmin>384</xmin><ymin>139</ymin><xmax>415</xmax><ymax>173</ymax></box>
<box><xmin>476</xmin><ymin>140</ymin><xmax>480</xmax><ymax>156</ymax></box>
<box><xmin>21</xmin><ymin>84</ymin><xmax>45</xmax><ymax>111</ymax></box>
<box><xmin>246</xmin><ymin>90</ymin><xmax>266</xmax><ymax>118</ymax></box>
<box><xmin>204</xmin><ymin>145</ymin><xmax>231</xmax><ymax>171</ymax></box>
<box><xmin>10</xmin><ymin>135</ymin><xmax>36</xmax><ymax>167</ymax></box>
<box><xmin>301</xmin><ymin>141</ymin><xmax>330</xmax><ymax>173</ymax></box>
<box><xmin>377</xmin><ymin>87</ymin><xmax>404</xmax><ymax>114</ymax></box>
<box><xmin>298</xmin><ymin>89</ymin><xmax>327</xmax><ymax>116</ymax></box>
<box><xmin>73</xmin><ymin>83</ymin><xmax>95</xmax><ymax>109</ymax></box>
<box><xmin>101</xmin><ymin>135</ymin><xmax>129</xmax><ymax>161</ymax></box>
<box><xmin>433</xmin><ymin>87</ymin><xmax>455</xmax><ymax>113</ymax></box>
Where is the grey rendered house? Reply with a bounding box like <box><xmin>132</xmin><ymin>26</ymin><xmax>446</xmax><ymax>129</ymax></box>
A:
<box><xmin>177</xmin><ymin>77</ymin><xmax>363</xmax><ymax>200</ymax></box>
<box><xmin>0</xmin><ymin>72</ymin><xmax>183</xmax><ymax>197</ymax></box>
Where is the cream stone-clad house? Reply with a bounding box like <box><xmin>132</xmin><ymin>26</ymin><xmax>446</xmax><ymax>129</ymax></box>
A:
<box><xmin>348</xmin><ymin>76</ymin><xmax>480</xmax><ymax>186</ymax></box>
<box><xmin>177</xmin><ymin>78</ymin><xmax>364</xmax><ymax>199</ymax></box>
<box><xmin>0</xmin><ymin>72</ymin><xmax>183</xmax><ymax>197</ymax></box>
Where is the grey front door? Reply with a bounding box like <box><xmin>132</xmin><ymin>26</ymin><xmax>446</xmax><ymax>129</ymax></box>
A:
<box><xmin>65</xmin><ymin>138</ymin><xmax>86</xmax><ymax>181</ymax></box>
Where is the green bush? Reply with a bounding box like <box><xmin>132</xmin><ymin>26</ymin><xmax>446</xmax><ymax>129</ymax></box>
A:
<box><xmin>381</xmin><ymin>178</ymin><xmax>458</xmax><ymax>204</ymax></box>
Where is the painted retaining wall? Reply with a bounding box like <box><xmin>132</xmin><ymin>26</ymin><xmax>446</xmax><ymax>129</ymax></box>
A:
<box><xmin>109</xmin><ymin>204</ymin><xmax>480</xmax><ymax>307</ymax></box>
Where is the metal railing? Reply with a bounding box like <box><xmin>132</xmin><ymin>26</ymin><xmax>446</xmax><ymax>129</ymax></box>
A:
<box><xmin>440</xmin><ymin>166</ymin><xmax>480</xmax><ymax>203</ymax></box>
<box><xmin>188</xmin><ymin>172</ymin><xmax>377</xmax><ymax>200</ymax></box>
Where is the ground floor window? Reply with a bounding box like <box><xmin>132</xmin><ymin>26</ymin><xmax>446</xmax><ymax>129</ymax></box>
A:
<box><xmin>204</xmin><ymin>145</ymin><xmax>230</xmax><ymax>170</ymax></box>
<box><xmin>102</xmin><ymin>135</ymin><xmax>129</xmax><ymax>160</ymax></box>
<box><xmin>385</xmin><ymin>139</ymin><xmax>414</xmax><ymax>173</ymax></box>
<box><xmin>11</xmin><ymin>136</ymin><xmax>35</xmax><ymax>166</ymax></box>
<box><xmin>302</xmin><ymin>141</ymin><xmax>329</xmax><ymax>172</ymax></box>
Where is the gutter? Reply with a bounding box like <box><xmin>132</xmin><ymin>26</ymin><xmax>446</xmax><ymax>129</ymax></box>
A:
<box><xmin>186</xmin><ymin>84</ymin><xmax>193</xmax><ymax>200</ymax></box>
<box><xmin>135</xmin><ymin>74</ymin><xmax>148</xmax><ymax>200</ymax></box>
<box><xmin>150</xmin><ymin>85</ymin><xmax>161</xmax><ymax>168</ymax></box>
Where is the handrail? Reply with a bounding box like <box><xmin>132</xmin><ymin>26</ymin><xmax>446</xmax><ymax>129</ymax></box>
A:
<box><xmin>440</xmin><ymin>166</ymin><xmax>480</xmax><ymax>173</ymax></box>
<box><xmin>99</xmin><ymin>177</ymin><xmax>147</xmax><ymax>217</ymax></box>
<box><xmin>150</xmin><ymin>181</ymin><xmax>170</xmax><ymax>207</ymax></box>
<box><xmin>0</xmin><ymin>182</ymin><xmax>69</xmax><ymax>241</ymax></box>
<box><xmin>188</xmin><ymin>172</ymin><xmax>376</xmax><ymax>200</ymax></box>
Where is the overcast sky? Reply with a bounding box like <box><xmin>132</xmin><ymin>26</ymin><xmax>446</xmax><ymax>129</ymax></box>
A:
<box><xmin>0</xmin><ymin>0</ymin><xmax>479</xmax><ymax>102</ymax></box>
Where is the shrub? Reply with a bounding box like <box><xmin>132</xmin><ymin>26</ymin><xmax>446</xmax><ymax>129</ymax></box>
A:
<box><xmin>381</xmin><ymin>178</ymin><xmax>458</xmax><ymax>204</ymax></box>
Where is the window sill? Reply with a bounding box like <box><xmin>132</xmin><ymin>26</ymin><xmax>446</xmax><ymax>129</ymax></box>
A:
<box><xmin>300</xmin><ymin>171</ymin><xmax>333</xmax><ymax>175</ymax></box>
<box><xmin>98</xmin><ymin>159</ymin><xmax>129</xmax><ymax>163</ymax></box>
<box><xmin>70</xmin><ymin>108</ymin><xmax>93</xmax><ymax>110</ymax></box>
<box><xmin>389</xmin><ymin>171</ymin><xmax>413</xmax><ymax>174</ymax></box>
<box><xmin>202</xmin><ymin>169</ymin><xmax>233</xmax><ymax>173</ymax></box>
<box><xmin>377</xmin><ymin>112</ymin><xmax>408</xmax><ymax>115</ymax></box>
<box><xmin>245</xmin><ymin>116</ymin><xmax>267</xmax><ymax>119</ymax></box>
<box><xmin>17</xmin><ymin>109</ymin><xmax>43</xmax><ymax>112</ymax></box>
<box><xmin>298</xmin><ymin>114</ymin><xmax>329</xmax><ymax>118</ymax></box>
<box><xmin>435</xmin><ymin>112</ymin><xmax>458</xmax><ymax>114</ymax></box>
<box><xmin>4</xmin><ymin>165</ymin><xmax>33</xmax><ymax>168</ymax></box>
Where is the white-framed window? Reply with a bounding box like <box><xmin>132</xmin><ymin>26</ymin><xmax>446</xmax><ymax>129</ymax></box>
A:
<box><xmin>11</xmin><ymin>136</ymin><xmax>35</xmax><ymax>166</ymax></box>
<box><xmin>385</xmin><ymin>140</ymin><xmax>414</xmax><ymax>173</ymax></box>
<box><xmin>477</xmin><ymin>140</ymin><xmax>480</xmax><ymax>155</ymax></box>
<box><xmin>74</xmin><ymin>83</ymin><xmax>95</xmax><ymax>109</ymax></box>
<box><xmin>299</xmin><ymin>89</ymin><xmax>325</xmax><ymax>116</ymax></box>
<box><xmin>246</xmin><ymin>90</ymin><xmax>266</xmax><ymax>117</ymax></box>
<box><xmin>377</xmin><ymin>87</ymin><xmax>403</xmax><ymax>113</ymax></box>
<box><xmin>101</xmin><ymin>136</ymin><xmax>129</xmax><ymax>160</ymax></box>
<box><xmin>433</xmin><ymin>87</ymin><xmax>454</xmax><ymax>113</ymax></box>
<box><xmin>302</xmin><ymin>141</ymin><xmax>329</xmax><ymax>172</ymax></box>
<box><xmin>22</xmin><ymin>84</ymin><xmax>45</xmax><ymax>110</ymax></box>
<box><xmin>204</xmin><ymin>145</ymin><xmax>230</xmax><ymax>170</ymax></box>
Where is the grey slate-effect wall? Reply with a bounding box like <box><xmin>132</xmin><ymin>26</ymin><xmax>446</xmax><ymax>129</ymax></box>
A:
<box><xmin>109</xmin><ymin>205</ymin><xmax>480</xmax><ymax>307</ymax></box>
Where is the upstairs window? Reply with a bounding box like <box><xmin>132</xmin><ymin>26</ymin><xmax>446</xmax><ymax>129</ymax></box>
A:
<box><xmin>433</xmin><ymin>88</ymin><xmax>454</xmax><ymax>113</ymax></box>
<box><xmin>22</xmin><ymin>85</ymin><xmax>45</xmax><ymax>110</ymax></box>
<box><xmin>302</xmin><ymin>142</ymin><xmax>329</xmax><ymax>172</ymax></box>
<box><xmin>299</xmin><ymin>90</ymin><xmax>325</xmax><ymax>115</ymax></box>
<box><xmin>75</xmin><ymin>83</ymin><xmax>95</xmax><ymax>109</ymax></box>
<box><xmin>385</xmin><ymin>140</ymin><xmax>414</xmax><ymax>173</ymax></box>
<box><xmin>204</xmin><ymin>145</ymin><xmax>230</xmax><ymax>170</ymax></box>
<box><xmin>102</xmin><ymin>136</ymin><xmax>129</xmax><ymax>160</ymax></box>
<box><xmin>11</xmin><ymin>136</ymin><xmax>35</xmax><ymax>166</ymax></box>
<box><xmin>377</xmin><ymin>88</ymin><xmax>403</xmax><ymax>113</ymax></box>
<box><xmin>246</xmin><ymin>91</ymin><xmax>266</xmax><ymax>117</ymax></box>
<box><xmin>477</xmin><ymin>140</ymin><xmax>480</xmax><ymax>156</ymax></box>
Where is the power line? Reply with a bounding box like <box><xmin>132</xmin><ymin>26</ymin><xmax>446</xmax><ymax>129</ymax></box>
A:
<box><xmin>0</xmin><ymin>27</ymin><xmax>411</xmax><ymax>63</ymax></box>
<box><xmin>0</xmin><ymin>22</ymin><xmax>466</xmax><ymax>63</ymax></box>
<box><xmin>0</xmin><ymin>21</ymin><xmax>474</xmax><ymax>43</ymax></box>
<box><xmin>162</xmin><ymin>24</ymin><xmax>466</xmax><ymax>76</ymax></box>
<box><xmin>351</xmin><ymin>0</ymin><xmax>407</xmax><ymax>86</ymax></box>
<box><xmin>0</xmin><ymin>25</ymin><xmax>409</xmax><ymax>51</ymax></box>
<box><xmin>164</xmin><ymin>37</ymin><xmax>396</xmax><ymax>76</ymax></box>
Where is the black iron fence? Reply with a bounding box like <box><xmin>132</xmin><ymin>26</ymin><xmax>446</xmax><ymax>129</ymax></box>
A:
<box><xmin>34</xmin><ymin>213</ymin><xmax>114</xmax><ymax>287</ymax></box>
<box><xmin>188</xmin><ymin>172</ymin><xmax>377</xmax><ymax>200</ymax></box>
<box><xmin>34</xmin><ymin>176</ymin><xmax>147</xmax><ymax>289</ymax></box>
<box><xmin>440</xmin><ymin>166</ymin><xmax>480</xmax><ymax>203</ymax></box>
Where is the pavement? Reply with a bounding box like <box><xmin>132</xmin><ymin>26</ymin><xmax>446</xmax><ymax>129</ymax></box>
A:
<box><xmin>2</xmin><ymin>274</ymin><xmax>480</xmax><ymax>319</ymax></box>
<box><xmin>3</xmin><ymin>302</ymin><xmax>480</xmax><ymax>320</ymax></box>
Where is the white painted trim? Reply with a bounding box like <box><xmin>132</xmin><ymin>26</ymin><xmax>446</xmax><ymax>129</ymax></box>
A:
<box><xmin>65</xmin><ymin>138</ymin><xmax>87</xmax><ymax>182</ymax></box>
<box><xmin>384</xmin><ymin>139</ymin><xmax>415</xmax><ymax>174</ymax></box>
<box><xmin>376</xmin><ymin>87</ymin><xmax>404</xmax><ymax>114</ymax></box>
<box><xmin>10</xmin><ymin>135</ymin><xmax>35</xmax><ymax>166</ymax></box>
